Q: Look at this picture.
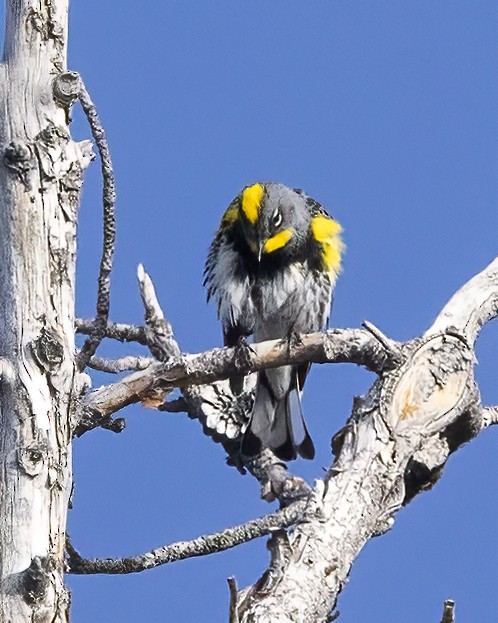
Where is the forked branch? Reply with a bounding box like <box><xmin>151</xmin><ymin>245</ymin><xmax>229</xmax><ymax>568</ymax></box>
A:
<box><xmin>74</xmin><ymin>242</ymin><xmax>498</xmax><ymax>622</ymax></box>
<box><xmin>66</xmin><ymin>74</ymin><xmax>117</xmax><ymax>369</ymax></box>
<box><xmin>230</xmin><ymin>255</ymin><xmax>498</xmax><ymax>622</ymax></box>
<box><xmin>80</xmin><ymin>327</ymin><xmax>391</xmax><ymax>431</ymax></box>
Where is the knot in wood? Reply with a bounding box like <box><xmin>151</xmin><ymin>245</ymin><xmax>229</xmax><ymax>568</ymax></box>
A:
<box><xmin>4</xmin><ymin>141</ymin><xmax>31</xmax><ymax>164</ymax></box>
<box><xmin>31</xmin><ymin>327</ymin><xmax>65</xmax><ymax>371</ymax></box>
<box><xmin>60</xmin><ymin>163</ymin><xmax>83</xmax><ymax>197</ymax></box>
<box><xmin>3</xmin><ymin>141</ymin><xmax>35</xmax><ymax>188</ymax></box>
<box><xmin>17</xmin><ymin>442</ymin><xmax>48</xmax><ymax>477</ymax></box>
<box><xmin>21</xmin><ymin>556</ymin><xmax>52</xmax><ymax>605</ymax></box>
<box><xmin>53</xmin><ymin>71</ymin><xmax>81</xmax><ymax>107</ymax></box>
<box><xmin>382</xmin><ymin>333</ymin><xmax>473</xmax><ymax>435</ymax></box>
<box><xmin>26</xmin><ymin>3</ymin><xmax>63</xmax><ymax>48</ymax></box>
<box><xmin>36</xmin><ymin>122</ymin><xmax>69</xmax><ymax>149</ymax></box>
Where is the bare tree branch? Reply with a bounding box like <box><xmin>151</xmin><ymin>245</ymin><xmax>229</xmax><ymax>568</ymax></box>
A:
<box><xmin>231</xmin><ymin>255</ymin><xmax>498</xmax><ymax>622</ymax></box>
<box><xmin>137</xmin><ymin>264</ymin><xmax>180</xmax><ymax>361</ymax></box>
<box><xmin>87</xmin><ymin>355</ymin><xmax>153</xmax><ymax>374</ymax></box>
<box><xmin>76</xmin><ymin>76</ymin><xmax>117</xmax><ymax>369</ymax></box>
<box><xmin>75</xmin><ymin>324</ymin><xmax>391</xmax><ymax>502</ymax></box>
<box><xmin>426</xmin><ymin>256</ymin><xmax>498</xmax><ymax>343</ymax></box>
<box><xmin>66</xmin><ymin>499</ymin><xmax>306</xmax><ymax>575</ymax></box>
<box><xmin>244</xmin><ymin>451</ymin><xmax>311</xmax><ymax>503</ymax></box>
<box><xmin>81</xmin><ymin>328</ymin><xmax>390</xmax><ymax>427</ymax></box>
<box><xmin>76</xmin><ymin>317</ymin><xmax>147</xmax><ymax>344</ymax></box>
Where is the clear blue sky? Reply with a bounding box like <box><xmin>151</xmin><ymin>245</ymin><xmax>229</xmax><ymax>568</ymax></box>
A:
<box><xmin>4</xmin><ymin>2</ymin><xmax>498</xmax><ymax>621</ymax></box>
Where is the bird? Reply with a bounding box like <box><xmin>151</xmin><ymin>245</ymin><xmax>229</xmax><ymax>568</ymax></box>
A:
<box><xmin>204</xmin><ymin>182</ymin><xmax>344</xmax><ymax>461</ymax></box>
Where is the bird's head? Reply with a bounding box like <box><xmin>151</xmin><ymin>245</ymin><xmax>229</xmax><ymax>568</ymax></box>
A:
<box><xmin>218</xmin><ymin>182</ymin><xmax>344</xmax><ymax>275</ymax></box>
<box><xmin>236</xmin><ymin>183</ymin><xmax>311</xmax><ymax>261</ymax></box>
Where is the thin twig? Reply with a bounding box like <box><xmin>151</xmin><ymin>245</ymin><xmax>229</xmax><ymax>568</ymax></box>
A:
<box><xmin>76</xmin><ymin>318</ymin><xmax>147</xmax><ymax>345</ymax></box>
<box><xmin>77</xmin><ymin>77</ymin><xmax>117</xmax><ymax>369</ymax></box>
<box><xmin>362</xmin><ymin>320</ymin><xmax>403</xmax><ymax>366</ymax></box>
<box><xmin>137</xmin><ymin>264</ymin><xmax>180</xmax><ymax>361</ymax></box>
<box><xmin>87</xmin><ymin>355</ymin><xmax>153</xmax><ymax>374</ymax></box>
<box><xmin>66</xmin><ymin>499</ymin><xmax>306</xmax><ymax>575</ymax></box>
<box><xmin>228</xmin><ymin>577</ymin><xmax>240</xmax><ymax>623</ymax></box>
<box><xmin>440</xmin><ymin>599</ymin><xmax>455</xmax><ymax>623</ymax></box>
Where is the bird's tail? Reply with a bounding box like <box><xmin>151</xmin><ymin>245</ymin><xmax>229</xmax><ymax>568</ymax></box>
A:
<box><xmin>241</xmin><ymin>366</ymin><xmax>315</xmax><ymax>461</ymax></box>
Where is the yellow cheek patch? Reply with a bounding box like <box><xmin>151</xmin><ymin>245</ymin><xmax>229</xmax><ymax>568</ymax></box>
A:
<box><xmin>263</xmin><ymin>228</ymin><xmax>293</xmax><ymax>254</ymax></box>
<box><xmin>311</xmin><ymin>215</ymin><xmax>342</xmax><ymax>241</ymax></box>
<box><xmin>311</xmin><ymin>215</ymin><xmax>344</xmax><ymax>275</ymax></box>
<box><xmin>241</xmin><ymin>183</ymin><xmax>264</xmax><ymax>224</ymax></box>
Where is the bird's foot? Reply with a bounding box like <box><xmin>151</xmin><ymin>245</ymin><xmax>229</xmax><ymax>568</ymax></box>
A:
<box><xmin>230</xmin><ymin>337</ymin><xmax>255</xmax><ymax>395</ymax></box>
<box><xmin>234</xmin><ymin>336</ymin><xmax>256</xmax><ymax>371</ymax></box>
<box><xmin>282</xmin><ymin>330</ymin><xmax>303</xmax><ymax>357</ymax></box>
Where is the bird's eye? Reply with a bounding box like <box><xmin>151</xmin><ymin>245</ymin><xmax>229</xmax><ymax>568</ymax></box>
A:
<box><xmin>272</xmin><ymin>208</ymin><xmax>282</xmax><ymax>228</ymax></box>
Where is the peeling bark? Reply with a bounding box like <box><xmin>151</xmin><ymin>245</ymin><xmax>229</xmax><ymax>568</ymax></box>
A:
<box><xmin>79</xmin><ymin>327</ymin><xmax>388</xmax><ymax>434</ymax></box>
<box><xmin>66</xmin><ymin>253</ymin><xmax>498</xmax><ymax>622</ymax></box>
<box><xmin>0</xmin><ymin>1</ymin><xmax>88</xmax><ymax>620</ymax></box>
<box><xmin>1</xmin><ymin>2</ymin><xmax>496</xmax><ymax>621</ymax></box>
<box><xmin>231</xmin><ymin>259</ymin><xmax>498</xmax><ymax>622</ymax></box>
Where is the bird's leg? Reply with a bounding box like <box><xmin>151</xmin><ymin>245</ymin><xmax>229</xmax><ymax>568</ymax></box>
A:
<box><xmin>231</xmin><ymin>336</ymin><xmax>256</xmax><ymax>395</ymax></box>
<box><xmin>283</xmin><ymin>330</ymin><xmax>303</xmax><ymax>358</ymax></box>
<box><xmin>234</xmin><ymin>335</ymin><xmax>256</xmax><ymax>368</ymax></box>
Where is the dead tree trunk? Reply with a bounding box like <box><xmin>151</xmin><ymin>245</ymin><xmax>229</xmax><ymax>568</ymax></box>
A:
<box><xmin>0</xmin><ymin>3</ymin><xmax>495</xmax><ymax>622</ymax></box>
<box><xmin>0</xmin><ymin>1</ymin><xmax>89</xmax><ymax>620</ymax></box>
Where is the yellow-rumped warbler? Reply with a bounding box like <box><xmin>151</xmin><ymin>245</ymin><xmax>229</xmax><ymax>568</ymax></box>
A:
<box><xmin>204</xmin><ymin>183</ymin><xmax>343</xmax><ymax>460</ymax></box>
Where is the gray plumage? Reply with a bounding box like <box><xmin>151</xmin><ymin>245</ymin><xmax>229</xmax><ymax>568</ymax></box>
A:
<box><xmin>204</xmin><ymin>183</ymin><xmax>343</xmax><ymax>460</ymax></box>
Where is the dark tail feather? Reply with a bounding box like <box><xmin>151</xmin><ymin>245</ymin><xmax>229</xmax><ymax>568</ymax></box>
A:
<box><xmin>292</xmin><ymin>367</ymin><xmax>315</xmax><ymax>459</ymax></box>
<box><xmin>241</xmin><ymin>379</ymin><xmax>274</xmax><ymax>457</ymax></box>
<box><xmin>240</xmin><ymin>424</ymin><xmax>262</xmax><ymax>457</ymax></box>
<box><xmin>241</xmin><ymin>369</ymin><xmax>315</xmax><ymax>461</ymax></box>
<box><xmin>270</xmin><ymin>396</ymin><xmax>298</xmax><ymax>461</ymax></box>
<box><xmin>285</xmin><ymin>388</ymin><xmax>315</xmax><ymax>460</ymax></box>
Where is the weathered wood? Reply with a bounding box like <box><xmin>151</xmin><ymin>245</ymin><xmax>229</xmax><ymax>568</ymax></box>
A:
<box><xmin>0</xmin><ymin>1</ymin><xmax>89</xmax><ymax>620</ymax></box>
<box><xmin>233</xmin><ymin>257</ymin><xmax>497</xmax><ymax>622</ymax></box>
<box><xmin>80</xmin><ymin>328</ymin><xmax>389</xmax><ymax>433</ymax></box>
<box><xmin>1</xmin><ymin>3</ymin><xmax>496</xmax><ymax>622</ymax></box>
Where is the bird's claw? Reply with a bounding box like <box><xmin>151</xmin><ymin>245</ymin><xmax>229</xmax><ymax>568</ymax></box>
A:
<box><xmin>234</xmin><ymin>336</ymin><xmax>256</xmax><ymax>370</ymax></box>
<box><xmin>230</xmin><ymin>337</ymin><xmax>256</xmax><ymax>395</ymax></box>
<box><xmin>282</xmin><ymin>330</ymin><xmax>303</xmax><ymax>357</ymax></box>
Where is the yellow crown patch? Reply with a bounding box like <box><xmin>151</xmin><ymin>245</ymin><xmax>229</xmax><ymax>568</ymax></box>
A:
<box><xmin>241</xmin><ymin>183</ymin><xmax>264</xmax><ymax>224</ymax></box>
